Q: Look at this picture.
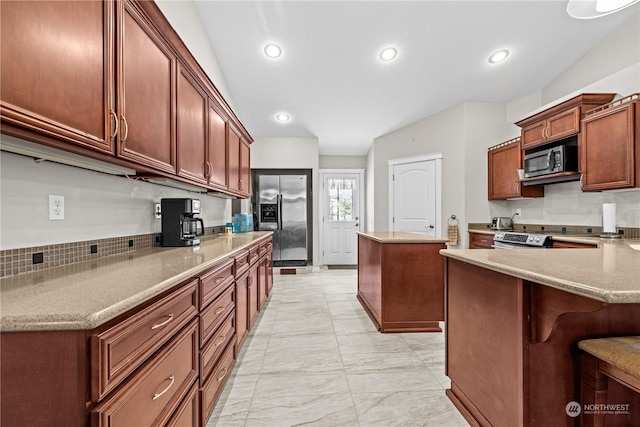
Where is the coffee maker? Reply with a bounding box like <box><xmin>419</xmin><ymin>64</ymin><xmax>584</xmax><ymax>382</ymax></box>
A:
<box><xmin>161</xmin><ymin>198</ymin><xmax>205</xmax><ymax>247</ymax></box>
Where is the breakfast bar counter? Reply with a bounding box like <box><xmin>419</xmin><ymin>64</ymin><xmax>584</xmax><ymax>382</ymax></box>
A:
<box><xmin>440</xmin><ymin>241</ymin><xmax>640</xmax><ymax>426</ymax></box>
<box><xmin>357</xmin><ymin>231</ymin><xmax>449</xmax><ymax>333</ymax></box>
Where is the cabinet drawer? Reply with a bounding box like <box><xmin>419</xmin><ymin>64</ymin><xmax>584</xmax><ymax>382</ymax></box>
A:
<box><xmin>248</xmin><ymin>244</ymin><xmax>260</xmax><ymax>265</ymax></box>
<box><xmin>91</xmin><ymin>320</ymin><xmax>199</xmax><ymax>427</ymax></box>
<box><xmin>234</xmin><ymin>250</ymin><xmax>250</xmax><ymax>277</ymax></box>
<box><xmin>469</xmin><ymin>233</ymin><xmax>494</xmax><ymax>249</ymax></box>
<box><xmin>199</xmin><ymin>258</ymin><xmax>234</xmax><ymax>309</ymax></box>
<box><xmin>91</xmin><ymin>280</ymin><xmax>198</xmax><ymax>401</ymax></box>
<box><xmin>200</xmin><ymin>285</ymin><xmax>234</xmax><ymax>345</ymax></box>
<box><xmin>200</xmin><ymin>341</ymin><xmax>235</xmax><ymax>426</ymax></box>
<box><xmin>166</xmin><ymin>381</ymin><xmax>199</xmax><ymax>427</ymax></box>
<box><xmin>200</xmin><ymin>312</ymin><xmax>235</xmax><ymax>384</ymax></box>
<box><xmin>259</xmin><ymin>239</ymin><xmax>273</xmax><ymax>257</ymax></box>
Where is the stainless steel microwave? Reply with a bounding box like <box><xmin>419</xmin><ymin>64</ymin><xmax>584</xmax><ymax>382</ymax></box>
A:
<box><xmin>524</xmin><ymin>144</ymin><xmax>578</xmax><ymax>178</ymax></box>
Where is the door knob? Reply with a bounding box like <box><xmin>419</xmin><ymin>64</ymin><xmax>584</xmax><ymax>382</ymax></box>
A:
<box><xmin>428</xmin><ymin>225</ymin><xmax>435</xmax><ymax>229</ymax></box>
<box><xmin>355</xmin><ymin>223</ymin><xmax>359</xmax><ymax>227</ymax></box>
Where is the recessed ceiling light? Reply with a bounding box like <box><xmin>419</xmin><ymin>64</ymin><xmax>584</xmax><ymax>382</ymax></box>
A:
<box><xmin>488</xmin><ymin>49</ymin><xmax>510</xmax><ymax>64</ymax></box>
<box><xmin>379</xmin><ymin>47</ymin><xmax>398</xmax><ymax>62</ymax></box>
<box><xmin>567</xmin><ymin>0</ymin><xmax>639</xmax><ymax>18</ymax></box>
<box><xmin>276</xmin><ymin>113</ymin><xmax>290</xmax><ymax>122</ymax></box>
<box><xmin>264</xmin><ymin>43</ymin><xmax>282</xmax><ymax>58</ymax></box>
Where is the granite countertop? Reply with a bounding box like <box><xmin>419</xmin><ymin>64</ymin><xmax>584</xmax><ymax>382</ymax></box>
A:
<box><xmin>578</xmin><ymin>336</ymin><xmax>640</xmax><ymax>379</ymax></box>
<box><xmin>358</xmin><ymin>231</ymin><xmax>449</xmax><ymax>244</ymax></box>
<box><xmin>0</xmin><ymin>232</ymin><xmax>272</xmax><ymax>332</ymax></box>
<box><xmin>440</xmin><ymin>238</ymin><xmax>640</xmax><ymax>303</ymax></box>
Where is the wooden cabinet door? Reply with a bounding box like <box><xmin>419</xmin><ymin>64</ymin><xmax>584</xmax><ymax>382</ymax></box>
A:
<box><xmin>581</xmin><ymin>102</ymin><xmax>636</xmax><ymax>191</ymax></box>
<box><xmin>258</xmin><ymin>257</ymin><xmax>268</xmax><ymax>309</ymax></box>
<box><xmin>234</xmin><ymin>277</ymin><xmax>248</xmax><ymax>352</ymax></box>
<box><xmin>176</xmin><ymin>64</ymin><xmax>207</xmax><ymax>184</ymax></box>
<box><xmin>116</xmin><ymin>0</ymin><xmax>176</xmax><ymax>174</ymax></box>
<box><xmin>0</xmin><ymin>0</ymin><xmax>114</xmax><ymax>154</ymax></box>
<box><xmin>521</xmin><ymin>120</ymin><xmax>547</xmax><ymax>149</ymax></box>
<box><xmin>247</xmin><ymin>264</ymin><xmax>260</xmax><ymax>328</ymax></box>
<box><xmin>488</xmin><ymin>139</ymin><xmax>543</xmax><ymax>200</ymax></box>
<box><xmin>488</xmin><ymin>142</ymin><xmax>521</xmax><ymax>199</ymax></box>
<box><xmin>239</xmin><ymin>138</ymin><xmax>251</xmax><ymax>197</ymax></box>
<box><xmin>547</xmin><ymin>107</ymin><xmax>580</xmax><ymax>142</ymax></box>
<box><xmin>227</xmin><ymin>126</ymin><xmax>241</xmax><ymax>193</ymax></box>
<box><xmin>207</xmin><ymin>101</ymin><xmax>228</xmax><ymax>190</ymax></box>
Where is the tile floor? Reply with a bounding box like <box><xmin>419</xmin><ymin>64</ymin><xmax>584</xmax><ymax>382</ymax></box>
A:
<box><xmin>206</xmin><ymin>269</ymin><xmax>469</xmax><ymax>427</ymax></box>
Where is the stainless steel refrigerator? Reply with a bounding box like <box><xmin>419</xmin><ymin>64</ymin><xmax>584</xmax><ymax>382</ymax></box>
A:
<box><xmin>257</xmin><ymin>174</ymin><xmax>307</xmax><ymax>265</ymax></box>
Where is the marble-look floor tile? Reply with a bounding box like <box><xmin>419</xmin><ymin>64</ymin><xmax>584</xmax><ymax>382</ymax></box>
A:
<box><xmin>337</xmin><ymin>332</ymin><xmax>412</xmax><ymax>354</ymax></box>
<box><xmin>327</xmin><ymin>300</ymin><xmax>371</xmax><ymax>319</ymax></box>
<box><xmin>352</xmin><ymin>391</ymin><xmax>469</xmax><ymax>427</ymax></box>
<box><xmin>253</xmin><ymin>370</ymin><xmax>350</xmax><ymax>398</ymax></box>
<box><xmin>245</xmin><ymin>393</ymin><xmax>359</xmax><ymax>427</ymax></box>
<box><xmin>206</xmin><ymin>397</ymin><xmax>250</xmax><ymax>427</ymax></box>
<box><xmin>270</xmin><ymin>317</ymin><xmax>334</xmax><ymax>336</ymax></box>
<box><xmin>341</xmin><ymin>351</ymin><xmax>426</xmax><ymax>373</ymax></box>
<box><xmin>260</xmin><ymin>347</ymin><xmax>344</xmax><ymax>373</ymax></box>
<box><xmin>266</xmin><ymin>332</ymin><xmax>339</xmax><ymax>351</ymax></box>
<box><xmin>332</xmin><ymin>316</ymin><xmax>379</xmax><ymax>335</ymax></box>
<box><xmin>346</xmin><ymin>367</ymin><xmax>442</xmax><ymax>394</ymax></box>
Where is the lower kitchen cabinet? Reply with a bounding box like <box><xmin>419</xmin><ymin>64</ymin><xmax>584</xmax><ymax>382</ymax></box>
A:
<box><xmin>90</xmin><ymin>320</ymin><xmax>199</xmax><ymax>427</ymax></box>
<box><xmin>468</xmin><ymin>231</ymin><xmax>494</xmax><ymax>249</ymax></box>
<box><xmin>0</xmin><ymin>235</ymin><xmax>273</xmax><ymax>427</ymax></box>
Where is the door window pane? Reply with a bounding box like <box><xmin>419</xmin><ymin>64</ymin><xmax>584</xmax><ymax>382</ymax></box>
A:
<box><xmin>328</xmin><ymin>178</ymin><xmax>355</xmax><ymax>221</ymax></box>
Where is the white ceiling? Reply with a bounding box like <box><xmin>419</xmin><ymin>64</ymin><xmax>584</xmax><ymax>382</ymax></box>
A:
<box><xmin>193</xmin><ymin>1</ymin><xmax>637</xmax><ymax>156</ymax></box>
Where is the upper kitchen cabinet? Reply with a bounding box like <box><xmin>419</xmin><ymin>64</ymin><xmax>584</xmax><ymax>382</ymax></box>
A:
<box><xmin>227</xmin><ymin>124</ymin><xmax>251</xmax><ymax>198</ymax></box>
<box><xmin>488</xmin><ymin>138</ymin><xmax>543</xmax><ymax>200</ymax></box>
<box><xmin>207</xmin><ymin>100</ymin><xmax>228</xmax><ymax>191</ymax></box>
<box><xmin>580</xmin><ymin>94</ymin><xmax>640</xmax><ymax>191</ymax></box>
<box><xmin>515</xmin><ymin>93</ymin><xmax>616</xmax><ymax>150</ymax></box>
<box><xmin>116</xmin><ymin>0</ymin><xmax>176</xmax><ymax>174</ymax></box>
<box><xmin>0</xmin><ymin>0</ymin><xmax>114</xmax><ymax>154</ymax></box>
<box><xmin>176</xmin><ymin>63</ymin><xmax>208</xmax><ymax>185</ymax></box>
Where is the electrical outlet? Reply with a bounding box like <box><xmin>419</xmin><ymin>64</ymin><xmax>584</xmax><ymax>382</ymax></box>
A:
<box><xmin>49</xmin><ymin>195</ymin><xmax>64</xmax><ymax>220</ymax></box>
<box><xmin>154</xmin><ymin>203</ymin><xmax>161</xmax><ymax>219</ymax></box>
<box><xmin>515</xmin><ymin>208</ymin><xmax>522</xmax><ymax>216</ymax></box>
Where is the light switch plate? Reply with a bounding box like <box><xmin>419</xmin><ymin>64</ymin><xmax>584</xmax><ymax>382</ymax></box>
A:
<box><xmin>49</xmin><ymin>195</ymin><xmax>64</xmax><ymax>220</ymax></box>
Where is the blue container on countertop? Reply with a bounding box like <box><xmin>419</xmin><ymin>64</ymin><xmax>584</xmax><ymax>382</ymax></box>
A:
<box><xmin>233</xmin><ymin>213</ymin><xmax>253</xmax><ymax>233</ymax></box>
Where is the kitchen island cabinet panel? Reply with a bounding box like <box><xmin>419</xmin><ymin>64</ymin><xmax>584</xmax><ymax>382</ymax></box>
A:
<box><xmin>357</xmin><ymin>232</ymin><xmax>446</xmax><ymax>333</ymax></box>
<box><xmin>444</xmin><ymin>258</ymin><xmax>640</xmax><ymax>427</ymax></box>
<box><xmin>0</xmin><ymin>0</ymin><xmax>113</xmax><ymax>153</ymax></box>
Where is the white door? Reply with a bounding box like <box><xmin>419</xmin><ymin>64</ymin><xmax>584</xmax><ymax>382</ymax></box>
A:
<box><xmin>322</xmin><ymin>172</ymin><xmax>362</xmax><ymax>265</ymax></box>
<box><xmin>391</xmin><ymin>159</ymin><xmax>438</xmax><ymax>235</ymax></box>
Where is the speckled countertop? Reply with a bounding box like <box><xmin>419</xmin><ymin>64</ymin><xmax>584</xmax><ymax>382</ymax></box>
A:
<box><xmin>440</xmin><ymin>238</ymin><xmax>640</xmax><ymax>303</ymax></box>
<box><xmin>0</xmin><ymin>232</ymin><xmax>272</xmax><ymax>332</ymax></box>
<box><xmin>358</xmin><ymin>231</ymin><xmax>449</xmax><ymax>244</ymax></box>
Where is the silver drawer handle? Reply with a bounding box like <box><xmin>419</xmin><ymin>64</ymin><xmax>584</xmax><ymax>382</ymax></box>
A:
<box><xmin>214</xmin><ymin>334</ymin><xmax>226</xmax><ymax>347</ymax></box>
<box><xmin>214</xmin><ymin>306</ymin><xmax>225</xmax><ymax>315</ymax></box>
<box><xmin>215</xmin><ymin>277</ymin><xmax>225</xmax><ymax>284</ymax></box>
<box><xmin>152</xmin><ymin>374</ymin><xmax>174</xmax><ymax>400</ymax></box>
<box><xmin>150</xmin><ymin>313</ymin><xmax>174</xmax><ymax>330</ymax></box>
<box><xmin>217</xmin><ymin>367</ymin><xmax>228</xmax><ymax>382</ymax></box>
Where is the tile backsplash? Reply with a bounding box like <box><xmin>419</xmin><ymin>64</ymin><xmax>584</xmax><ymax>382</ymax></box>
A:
<box><xmin>0</xmin><ymin>226</ymin><xmax>225</xmax><ymax>278</ymax></box>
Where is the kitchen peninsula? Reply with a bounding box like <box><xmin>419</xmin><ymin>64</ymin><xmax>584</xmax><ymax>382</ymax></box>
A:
<box><xmin>357</xmin><ymin>231</ymin><xmax>449</xmax><ymax>333</ymax></box>
<box><xmin>440</xmin><ymin>241</ymin><xmax>640</xmax><ymax>426</ymax></box>
<box><xmin>1</xmin><ymin>232</ymin><xmax>273</xmax><ymax>427</ymax></box>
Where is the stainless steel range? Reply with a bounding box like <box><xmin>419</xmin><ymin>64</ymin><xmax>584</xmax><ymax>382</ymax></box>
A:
<box><xmin>493</xmin><ymin>232</ymin><xmax>553</xmax><ymax>249</ymax></box>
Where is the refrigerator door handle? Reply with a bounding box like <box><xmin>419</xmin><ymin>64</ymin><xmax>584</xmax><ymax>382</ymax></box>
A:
<box><xmin>277</xmin><ymin>194</ymin><xmax>283</xmax><ymax>231</ymax></box>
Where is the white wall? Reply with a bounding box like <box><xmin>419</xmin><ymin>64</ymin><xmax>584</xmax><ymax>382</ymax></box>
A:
<box><xmin>0</xmin><ymin>150</ymin><xmax>231</xmax><ymax>250</ymax></box>
<box><xmin>155</xmin><ymin>0</ymin><xmax>235</xmax><ymax>111</ymax></box>
<box><xmin>251</xmin><ymin>137</ymin><xmax>321</xmax><ymax>267</ymax></box>
<box><xmin>319</xmin><ymin>156</ymin><xmax>367</xmax><ymax>169</ymax></box>
<box><xmin>502</xmin><ymin>10</ymin><xmax>640</xmax><ymax>230</ymax></box>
